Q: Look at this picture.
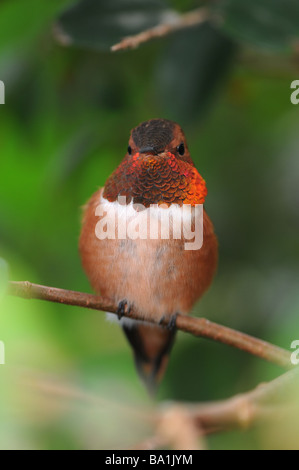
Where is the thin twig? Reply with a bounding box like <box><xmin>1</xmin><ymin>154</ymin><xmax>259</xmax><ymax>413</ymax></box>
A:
<box><xmin>157</xmin><ymin>405</ymin><xmax>207</xmax><ymax>450</ymax></box>
<box><xmin>184</xmin><ymin>367</ymin><xmax>299</xmax><ymax>432</ymax></box>
<box><xmin>21</xmin><ymin>368</ymin><xmax>154</xmax><ymax>424</ymax></box>
<box><xmin>111</xmin><ymin>8</ymin><xmax>209</xmax><ymax>52</ymax></box>
<box><xmin>22</xmin><ymin>366</ymin><xmax>299</xmax><ymax>446</ymax></box>
<box><xmin>7</xmin><ymin>280</ymin><xmax>293</xmax><ymax>370</ymax></box>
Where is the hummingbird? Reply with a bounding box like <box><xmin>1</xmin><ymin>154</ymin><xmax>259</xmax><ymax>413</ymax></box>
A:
<box><xmin>79</xmin><ymin>119</ymin><xmax>218</xmax><ymax>394</ymax></box>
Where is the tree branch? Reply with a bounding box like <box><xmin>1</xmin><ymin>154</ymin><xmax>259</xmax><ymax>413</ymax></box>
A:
<box><xmin>23</xmin><ymin>366</ymin><xmax>299</xmax><ymax>448</ymax></box>
<box><xmin>183</xmin><ymin>366</ymin><xmax>299</xmax><ymax>433</ymax></box>
<box><xmin>7</xmin><ymin>280</ymin><xmax>292</xmax><ymax>370</ymax></box>
<box><xmin>111</xmin><ymin>8</ymin><xmax>209</xmax><ymax>52</ymax></box>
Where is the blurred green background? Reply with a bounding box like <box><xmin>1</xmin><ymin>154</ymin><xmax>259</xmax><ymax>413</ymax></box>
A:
<box><xmin>1</xmin><ymin>0</ymin><xmax>299</xmax><ymax>449</ymax></box>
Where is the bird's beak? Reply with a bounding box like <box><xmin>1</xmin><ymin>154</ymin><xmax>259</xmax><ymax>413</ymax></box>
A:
<box><xmin>139</xmin><ymin>146</ymin><xmax>160</xmax><ymax>155</ymax></box>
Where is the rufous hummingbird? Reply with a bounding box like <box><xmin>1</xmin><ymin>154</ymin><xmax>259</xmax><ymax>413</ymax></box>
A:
<box><xmin>79</xmin><ymin>119</ymin><xmax>218</xmax><ymax>394</ymax></box>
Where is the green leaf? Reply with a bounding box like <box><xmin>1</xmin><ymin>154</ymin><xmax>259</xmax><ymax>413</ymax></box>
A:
<box><xmin>0</xmin><ymin>259</ymin><xmax>8</xmax><ymax>302</ymax></box>
<box><xmin>155</xmin><ymin>23</ymin><xmax>236</xmax><ymax>122</ymax></box>
<box><xmin>215</xmin><ymin>0</ymin><xmax>299</xmax><ymax>52</ymax></box>
<box><xmin>56</xmin><ymin>0</ymin><xmax>176</xmax><ymax>51</ymax></box>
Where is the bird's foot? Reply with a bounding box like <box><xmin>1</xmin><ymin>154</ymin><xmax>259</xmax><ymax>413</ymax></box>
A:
<box><xmin>117</xmin><ymin>300</ymin><xmax>131</xmax><ymax>320</ymax></box>
<box><xmin>159</xmin><ymin>313</ymin><xmax>178</xmax><ymax>331</ymax></box>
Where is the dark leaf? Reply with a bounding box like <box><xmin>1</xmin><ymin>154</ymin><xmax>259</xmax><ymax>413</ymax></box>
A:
<box><xmin>215</xmin><ymin>0</ymin><xmax>299</xmax><ymax>52</ymax></box>
<box><xmin>155</xmin><ymin>23</ymin><xmax>236</xmax><ymax>122</ymax></box>
<box><xmin>56</xmin><ymin>0</ymin><xmax>175</xmax><ymax>51</ymax></box>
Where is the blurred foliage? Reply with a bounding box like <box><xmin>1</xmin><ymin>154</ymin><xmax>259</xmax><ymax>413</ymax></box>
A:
<box><xmin>0</xmin><ymin>259</ymin><xmax>8</xmax><ymax>300</ymax></box>
<box><xmin>0</xmin><ymin>0</ymin><xmax>299</xmax><ymax>450</ymax></box>
<box><xmin>215</xmin><ymin>0</ymin><xmax>299</xmax><ymax>51</ymax></box>
<box><xmin>57</xmin><ymin>0</ymin><xmax>175</xmax><ymax>51</ymax></box>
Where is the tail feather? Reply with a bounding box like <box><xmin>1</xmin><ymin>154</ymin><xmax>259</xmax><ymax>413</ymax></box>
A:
<box><xmin>122</xmin><ymin>322</ymin><xmax>176</xmax><ymax>395</ymax></box>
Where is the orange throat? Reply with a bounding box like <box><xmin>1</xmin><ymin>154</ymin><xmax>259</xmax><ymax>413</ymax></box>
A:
<box><xmin>103</xmin><ymin>151</ymin><xmax>207</xmax><ymax>207</ymax></box>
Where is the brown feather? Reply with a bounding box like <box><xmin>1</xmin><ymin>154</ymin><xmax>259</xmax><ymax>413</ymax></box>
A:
<box><xmin>122</xmin><ymin>323</ymin><xmax>176</xmax><ymax>395</ymax></box>
<box><xmin>79</xmin><ymin>189</ymin><xmax>217</xmax><ymax>321</ymax></box>
<box><xmin>79</xmin><ymin>119</ymin><xmax>218</xmax><ymax>392</ymax></box>
<box><xmin>79</xmin><ymin>189</ymin><xmax>217</xmax><ymax>392</ymax></box>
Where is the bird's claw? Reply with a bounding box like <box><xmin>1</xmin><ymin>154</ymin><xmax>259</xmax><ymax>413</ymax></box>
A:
<box><xmin>117</xmin><ymin>300</ymin><xmax>131</xmax><ymax>320</ymax></box>
<box><xmin>159</xmin><ymin>313</ymin><xmax>178</xmax><ymax>331</ymax></box>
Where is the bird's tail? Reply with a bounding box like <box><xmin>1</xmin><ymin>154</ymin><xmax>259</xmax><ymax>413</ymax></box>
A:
<box><xmin>122</xmin><ymin>321</ymin><xmax>176</xmax><ymax>395</ymax></box>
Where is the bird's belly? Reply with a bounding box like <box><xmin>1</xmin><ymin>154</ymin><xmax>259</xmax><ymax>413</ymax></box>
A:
<box><xmin>80</xmin><ymin>195</ymin><xmax>217</xmax><ymax>322</ymax></box>
<box><xmin>84</xmin><ymin>237</ymin><xmax>208</xmax><ymax>321</ymax></box>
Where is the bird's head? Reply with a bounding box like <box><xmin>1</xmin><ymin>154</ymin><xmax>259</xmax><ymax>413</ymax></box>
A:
<box><xmin>103</xmin><ymin>119</ymin><xmax>207</xmax><ymax>207</ymax></box>
<box><xmin>127</xmin><ymin>118</ymin><xmax>192</xmax><ymax>164</ymax></box>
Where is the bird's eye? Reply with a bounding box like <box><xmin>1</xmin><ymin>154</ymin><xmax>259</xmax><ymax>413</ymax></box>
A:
<box><xmin>128</xmin><ymin>145</ymin><xmax>132</xmax><ymax>155</ymax></box>
<box><xmin>177</xmin><ymin>143</ymin><xmax>185</xmax><ymax>156</ymax></box>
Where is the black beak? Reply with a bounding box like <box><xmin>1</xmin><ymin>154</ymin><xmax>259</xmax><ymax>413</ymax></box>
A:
<box><xmin>139</xmin><ymin>146</ymin><xmax>161</xmax><ymax>155</ymax></box>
